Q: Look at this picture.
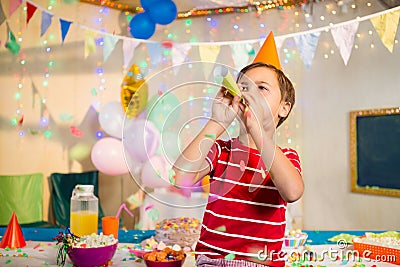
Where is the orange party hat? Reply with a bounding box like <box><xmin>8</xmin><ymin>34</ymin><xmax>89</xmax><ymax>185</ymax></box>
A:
<box><xmin>253</xmin><ymin>32</ymin><xmax>281</xmax><ymax>70</ymax></box>
<box><xmin>0</xmin><ymin>212</ymin><xmax>26</xmax><ymax>249</ymax></box>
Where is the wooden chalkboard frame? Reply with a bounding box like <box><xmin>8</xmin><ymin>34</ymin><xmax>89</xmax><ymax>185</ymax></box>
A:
<box><xmin>350</xmin><ymin>107</ymin><xmax>400</xmax><ymax>197</ymax></box>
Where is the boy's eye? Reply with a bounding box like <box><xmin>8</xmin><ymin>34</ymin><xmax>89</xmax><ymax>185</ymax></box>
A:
<box><xmin>258</xmin><ymin>86</ymin><xmax>268</xmax><ymax>91</ymax></box>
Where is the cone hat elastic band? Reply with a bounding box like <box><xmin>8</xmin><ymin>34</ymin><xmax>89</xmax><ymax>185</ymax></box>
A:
<box><xmin>0</xmin><ymin>212</ymin><xmax>26</xmax><ymax>249</ymax></box>
<box><xmin>253</xmin><ymin>32</ymin><xmax>281</xmax><ymax>70</ymax></box>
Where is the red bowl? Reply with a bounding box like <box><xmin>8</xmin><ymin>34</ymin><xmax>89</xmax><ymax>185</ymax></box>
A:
<box><xmin>67</xmin><ymin>242</ymin><xmax>118</xmax><ymax>267</ymax></box>
<box><xmin>143</xmin><ymin>252</ymin><xmax>186</xmax><ymax>267</ymax></box>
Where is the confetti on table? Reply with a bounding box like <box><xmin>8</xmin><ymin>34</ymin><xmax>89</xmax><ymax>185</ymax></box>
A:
<box><xmin>214</xmin><ymin>225</ymin><xmax>226</xmax><ymax>232</ymax></box>
<box><xmin>5</xmin><ymin>259</ymin><xmax>11</xmax><ymax>264</ymax></box>
<box><xmin>168</xmin><ymin>169</ymin><xmax>176</xmax><ymax>185</ymax></box>
<box><xmin>148</xmin><ymin>208</ymin><xmax>160</xmax><ymax>221</ymax></box>
<box><xmin>204</xmin><ymin>133</ymin><xmax>216</xmax><ymax>140</ymax></box>
<box><xmin>144</xmin><ymin>204</ymin><xmax>154</xmax><ymax>211</ymax></box>
<box><xmin>70</xmin><ymin>126</ymin><xmax>84</xmax><ymax>137</ymax></box>
<box><xmin>225</xmin><ymin>253</ymin><xmax>235</xmax><ymax>260</ymax></box>
<box><xmin>239</xmin><ymin>160</ymin><xmax>246</xmax><ymax>172</ymax></box>
<box><xmin>261</xmin><ymin>168</ymin><xmax>266</xmax><ymax>179</ymax></box>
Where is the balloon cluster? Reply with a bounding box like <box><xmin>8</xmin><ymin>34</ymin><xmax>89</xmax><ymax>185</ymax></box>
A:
<box><xmin>91</xmin><ymin>64</ymin><xmax>183</xmax><ymax>192</ymax></box>
<box><xmin>129</xmin><ymin>0</ymin><xmax>178</xmax><ymax>39</ymax></box>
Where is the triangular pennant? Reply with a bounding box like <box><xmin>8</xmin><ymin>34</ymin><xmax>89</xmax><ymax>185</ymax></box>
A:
<box><xmin>103</xmin><ymin>34</ymin><xmax>119</xmax><ymax>63</ymax></box>
<box><xmin>254</xmin><ymin>32</ymin><xmax>281</xmax><ymax>70</ymax></box>
<box><xmin>230</xmin><ymin>43</ymin><xmax>251</xmax><ymax>71</ymax></box>
<box><xmin>122</xmin><ymin>38</ymin><xmax>140</xmax><ymax>69</ymax></box>
<box><xmin>59</xmin><ymin>19</ymin><xmax>72</xmax><ymax>44</ymax></box>
<box><xmin>199</xmin><ymin>44</ymin><xmax>221</xmax><ymax>79</ymax></box>
<box><xmin>171</xmin><ymin>42</ymin><xmax>191</xmax><ymax>75</ymax></box>
<box><xmin>26</xmin><ymin>2</ymin><xmax>37</xmax><ymax>25</ymax></box>
<box><xmin>9</xmin><ymin>0</ymin><xmax>22</xmax><ymax>17</ymax></box>
<box><xmin>274</xmin><ymin>36</ymin><xmax>285</xmax><ymax>53</ymax></box>
<box><xmin>370</xmin><ymin>10</ymin><xmax>400</xmax><ymax>53</ymax></box>
<box><xmin>5</xmin><ymin>24</ymin><xmax>21</xmax><ymax>55</ymax></box>
<box><xmin>293</xmin><ymin>32</ymin><xmax>321</xmax><ymax>69</ymax></box>
<box><xmin>0</xmin><ymin>2</ymin><xmax>6</xmax><ymax>26</ymax></box>
<box><xmin>84</xmin><ymin>30</ymin><xmax>97</xmax><ymax>58</ymax></box>
<box><xmin>331</xmin><ymin>22</ymin><xmax>359</xmax><ymax>65</ymax></box>
<box><xmin>40</xmin><ymin>11</ymin><xmax>53</xmax><ymax>37</ymax></box>
<box><xmin>146</xmin><ymin>43</ymin><xmax>163</xmax><ymax>67</ymax></box>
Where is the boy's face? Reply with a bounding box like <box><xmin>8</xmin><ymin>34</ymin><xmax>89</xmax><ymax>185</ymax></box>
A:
<box><xmin>237</xmin><ymin>66</ymin><xmax>290</xmax><ymax>127</ymax></box>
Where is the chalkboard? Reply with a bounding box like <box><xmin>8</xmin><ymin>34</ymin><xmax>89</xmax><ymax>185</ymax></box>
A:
<box><xmin>350</xmin><ymin>107</ymin><xmax>400</xmax><ymax>197</ymax></box>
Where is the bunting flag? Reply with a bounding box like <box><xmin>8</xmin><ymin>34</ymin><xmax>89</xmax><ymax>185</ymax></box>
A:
<box><xmin>26</xmin><ymin>2</ymin><xmax>37</xmax><ymax>25</ymax></box>
<box><xmin>171</xmin><ymin>42</ymin><xmax>191</xmax><ymax>74</ymax></box>
<box><xmin>293</xmin><ymin>32</ymin><xmax>321</xmax><ymax>69</ymax></box>
<box><xmin>0</xmin><ymin>2</ymin><xmax>6</xmax><ymax>26</ymax></box>
<box><xmin>9</xmin><ymin>0</ymin><xmax>22</xmax><ymax>17</ymax></box>
<box><xmin>60</xmin><ymin>19</ymin><xmax>72</xmax><ymax>44</ymax></box>
<box><xmin>331</xmin><ymin>22</ymin><xmax>359</xmax><ymax>65</ymax></box>
<box><xmin>146</xmin><ymin>43</ymin><xmax>162</xmax><ymax>67</ymax></box>
<box><xmin>274</xmin><ymin>36</ymin><xmax>285</xmax><ymax>53</ymax></box>
<box><xmin>5</xmin><ymin>24</ymin><xmax>21</xmax><ymax>55</ymax></box>
<box><xmin>199</xmin><ymin>45</ymin><xmax>221</xmax><ymax>79</ymax></box>
<box><xmin>84</xmin><ymin>30</ymin><xmax>97</xmax><ymax>58</ymax></box>
<box><xmin>122</xmin><ymin>38</ymin><xmax>140</xmax><ymax>69</ymax></box>
<box><xmin>40</xmin><ymin>11</ymin><xmax>53</xmax><ymax>37</ymax></box>
<box><xmin>103</xmin><ymin>34</ymin><xmax>119</xmax><ymax>62</ymax></box>
<box><xmin>370</xmin><ymin>10</ymin><xmax>400</xmax><ymax>53</ymax></box>
<box><xmin>230</xmin><ymin>43</ymin><xmax>253</xmax><ymax>71</ymax></box>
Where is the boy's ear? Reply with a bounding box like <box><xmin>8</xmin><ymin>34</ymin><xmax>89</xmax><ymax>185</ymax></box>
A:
<box><xmin>278</xmin><ymin>101</ymin><xmax>291</xmax><ymax>119</ymax></box>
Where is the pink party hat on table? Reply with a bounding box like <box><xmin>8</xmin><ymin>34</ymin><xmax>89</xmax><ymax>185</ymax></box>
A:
<box><xmin>0</xmin><ymin>212</ymin><xmax>26</xmax><ymax>249</ymax></box>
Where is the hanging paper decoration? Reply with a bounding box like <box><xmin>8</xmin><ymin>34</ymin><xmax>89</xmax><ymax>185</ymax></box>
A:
<box><xmin>121</xmin><ymin>64</ymin><xmax>148</xmax><ymax>118</ymax></box>
<box><xmin>122</xmin><ymin>39</ymin><xmax>140</xmax><ymax>69</ymax></box>
<box><xmin>199</xmin><ymin>45</ymin><xmax>221</xmax><ymax>79</ymax></box>
<box><xmin>370</xmin><ymin>10</ymin><xmax>400</xmax><ymax>53</ymax></box>
<box><xmin>9</xmin><ymin>0</ymin><xmax>22</xmax><ymax>17</ymax></box>
<box><xmin>171</xmin><ymin>42</ymin><xmax>191</xmax><ymax>74</ymax></box>
<box><xmin>84</xmin><ymin>30</ymin><xmax>97</xmax><ymax>58</ymax></box>
<box><xmin>40</xmin><ymin>11</ymin><xmax>53</xmax><ymax>37</ymax></box>
<box><xmin>60</xmin><ymin>19</ymin><xmax>72</xmax><ymax>44</ymax></box>
<box><xmin>26</xmin><ymin>2</ymin><xmax>37</xmax><ymax>25</ymax></box>
<box><xmin>5</xmin><ymin>25</ymin><xmax>21</xmax><ymax>55</ymax></box>
<box><xmin>331</xmin><ymin>22</ymin><xmax>359</xmax><ymax>65</ymax></box>
<box><xmin>103</xmin><ymin>34</ymin><xmax>119</xmax><ymax>63</ymax></box>
<box><xmin>0</xmin><ymin>2</ymin><xmax>6</xmax><ymax>26</ymax></box>
<box><xmin>230</xmin><ymin>43</ymin><xmax>252</xmax><ymax>71</ymax></box>
<box><xmin>293</xmin><ymin>32</ymin><xmax>321</xmax><ymax>69</ymax></box>
<box><xmin>146</xmin><ymin>42</ymin><xmax>162</xmax><ymax>67</ymax></box>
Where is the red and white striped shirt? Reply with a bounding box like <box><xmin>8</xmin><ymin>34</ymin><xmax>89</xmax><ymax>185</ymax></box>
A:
<box><xmin>195</xmin><ymin>138</ymin><xmax>302</xmax><ymax>267</ymax></box>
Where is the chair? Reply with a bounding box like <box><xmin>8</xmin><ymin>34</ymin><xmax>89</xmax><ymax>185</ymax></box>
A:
<box><xmin>0</xmin><ymin>173</ymin><xmax>54</xmax><ymax>227</ymax></box>
<box><xmin>50</xmin><ymin>170</ymin><xmax>105</xmax><ymax>228</ymax></box>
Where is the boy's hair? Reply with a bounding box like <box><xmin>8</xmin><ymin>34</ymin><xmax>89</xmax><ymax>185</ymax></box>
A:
<box><xmin>237</xmin><ymin>62</ymin><xmax>295</xmax><ymax>127</ymax></box>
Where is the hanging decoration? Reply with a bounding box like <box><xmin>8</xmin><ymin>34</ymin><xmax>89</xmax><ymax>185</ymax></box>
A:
<box><xmin>120</xmin><ymin>64</ymin><xmax>149</xmax><ymax>119</ymax></box>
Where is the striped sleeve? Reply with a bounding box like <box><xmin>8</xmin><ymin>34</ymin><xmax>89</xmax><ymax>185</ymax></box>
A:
<box><xmin>205</xmin><ymin>140</ymin><xmax>223</xmax><ymax>174</ymax></box>
<box><xmin>282</xmin><ymin>148</ymin><xmax>302</xmax><ymax>175</ymax></box>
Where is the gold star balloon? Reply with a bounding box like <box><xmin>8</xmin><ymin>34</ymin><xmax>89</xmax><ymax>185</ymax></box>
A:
<box><xmin>120</xmin><ymin>64</ymin><xmax>148</xmax><ymax>119</ymax></box>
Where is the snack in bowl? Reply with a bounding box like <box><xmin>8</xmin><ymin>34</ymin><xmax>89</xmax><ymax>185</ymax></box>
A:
<box><xmin>143</xmin><ymin>247</ymin><xmax>186</xmax><ymax>267</ymax></box>
<box><xmin>54</xmin><ymin>231</ymin><xmax>118</xmax><ymax>267</ymax></box>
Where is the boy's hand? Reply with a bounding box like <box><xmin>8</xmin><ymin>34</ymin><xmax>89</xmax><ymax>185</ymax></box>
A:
<box><xmin>241</xmin><ymin>86</ymin><xmax>275</xmax><ymax>143</ymax></box>
<box><xmin>211</xmin><ymin>87</ymin><xmax>241</xmax><ymax>129</ymax></box>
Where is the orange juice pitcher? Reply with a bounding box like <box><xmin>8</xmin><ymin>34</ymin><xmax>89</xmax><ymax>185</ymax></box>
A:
<box><xmin>70</xmin><ymin>185</ymin><xmax>98</xmax><ymax>237</ymax></box>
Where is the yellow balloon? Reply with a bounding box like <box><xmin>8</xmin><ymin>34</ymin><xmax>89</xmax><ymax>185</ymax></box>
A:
<box><xmin>121</xmin><ymin>64</ymin><xmax>148</xmax><ymax>118</ymax></box>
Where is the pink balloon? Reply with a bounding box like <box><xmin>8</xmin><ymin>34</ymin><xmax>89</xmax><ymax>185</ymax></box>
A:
<box><xmin>91</xmin><ymin>137</ymin><xmax>129</xmax><ymax>176</ymax></box>
<box><xmin>123</xmin><ymin>119</ymin><xmax>160</xmax><ymax>162</ymax></box>
<box><xmin>141</xmin><ymin>155</ymin><xmax>172</xmax><ymax>188</ymax></box>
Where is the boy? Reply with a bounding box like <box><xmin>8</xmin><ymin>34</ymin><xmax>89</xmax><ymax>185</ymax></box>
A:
<box><xmin>173</xmin><ymin>34</ymin><xmax>303</xmax><ymax>267</ymax></box>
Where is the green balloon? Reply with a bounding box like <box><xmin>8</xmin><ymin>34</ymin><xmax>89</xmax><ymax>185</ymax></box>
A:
<box><xmin>69</xmin><ymin>143</ymin><xmax>91</xmax><ymax>161</ymax></box>
<box><xmin>147</xmin><ymin>93</ymin><xmax>180</xmax><ymax>131</ymax></box>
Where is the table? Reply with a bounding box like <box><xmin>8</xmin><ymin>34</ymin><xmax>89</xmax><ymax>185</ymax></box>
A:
<box><xmin>0</xmin><ymin>228</ymin><xmax>398</xmax><ymax>267</ymax></box>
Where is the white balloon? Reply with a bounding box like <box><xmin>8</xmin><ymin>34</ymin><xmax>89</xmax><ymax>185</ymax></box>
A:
<box><xmin>99</xmin><ymin>101</ymin><xmax>125</xmax><ymax>139</ymax></box>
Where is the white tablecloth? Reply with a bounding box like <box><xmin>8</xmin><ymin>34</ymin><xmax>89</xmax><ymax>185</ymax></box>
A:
<box><xmin>0</xmin><ymin>242</ymin><xmax>397</xmax><ymax>267</ymax></box>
